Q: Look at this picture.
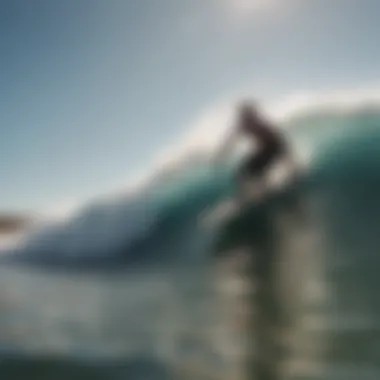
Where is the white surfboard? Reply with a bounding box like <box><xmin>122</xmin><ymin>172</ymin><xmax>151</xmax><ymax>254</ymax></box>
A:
<box><xmin>200</xmin><ymin>160</ymin><xmax>301</xmax><ymax>230</ymax></box>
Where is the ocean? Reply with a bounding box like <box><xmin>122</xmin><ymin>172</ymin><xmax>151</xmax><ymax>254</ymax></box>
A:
<box><xmin>1</xmin><ymin>102</ymin><xmax>380</xmax><ymax>379</ymax></box>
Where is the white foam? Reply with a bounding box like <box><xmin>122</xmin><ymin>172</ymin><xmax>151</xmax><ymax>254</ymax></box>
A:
<box><xmin>0</xmin><ymin>232</ymin><xmax>27</xmax><ymax>252</ymax></box>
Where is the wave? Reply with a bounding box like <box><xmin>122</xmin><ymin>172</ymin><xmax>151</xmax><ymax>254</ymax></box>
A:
<box><xmin>0</xmin><ymin>355</ymin><xmax>171</xmax><ymax>380</ymax></box>
<box><xmin>2</xmin><ymin>97</ymin><xmax>380</xmax><ymax>271</ymax></box>
<box><xmin>2</xmin><ymin>96</ymin><xmax>380</xmax><ymax>378</ymax></box>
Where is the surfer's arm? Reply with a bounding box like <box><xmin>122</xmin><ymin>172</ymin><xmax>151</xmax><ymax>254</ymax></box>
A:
<box><xmin>213</xmin><ymin>128</ymin><xmax>240</xmax><ymax>164</ymax></box>
<box><xmin>281</xmin><ymin>146</ymin><xmax>302</xmax><ymax>180</ymax></box>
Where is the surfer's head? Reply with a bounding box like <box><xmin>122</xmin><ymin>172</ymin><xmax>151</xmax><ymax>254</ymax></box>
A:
<box><xmin>237</xmin><ymin>100</ymin><xmax>260</xmax><ymax>122</ymax></box>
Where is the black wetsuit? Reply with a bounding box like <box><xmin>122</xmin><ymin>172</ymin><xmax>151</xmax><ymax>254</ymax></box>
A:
<box><xmin>237</xmin><ymin>120</ymin><xmax>286</xmax><ymax>179</ymax></box>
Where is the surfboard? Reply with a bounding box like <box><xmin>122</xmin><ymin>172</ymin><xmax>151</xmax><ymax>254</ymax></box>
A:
<box><xmin>202</xmin><ymin>159</ymin><xmax>300</xmax><ymax>229</ymax></box>
<box><xmin>207</xmin><ymin>164</ymin><xmax>304</xmax><ymax>256</ymax></box>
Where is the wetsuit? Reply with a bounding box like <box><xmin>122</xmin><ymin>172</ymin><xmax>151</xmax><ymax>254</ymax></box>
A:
<box><xmin>237</xmin><ymin>119</ymin><xmax>286</xmax><ymax>180</ymax></box>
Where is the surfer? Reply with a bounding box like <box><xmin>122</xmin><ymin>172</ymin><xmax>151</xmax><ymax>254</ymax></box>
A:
<box><xmin>216</xmin><ymin>101</ymin><xmax>295</xmax><ymax>202</ymax></box>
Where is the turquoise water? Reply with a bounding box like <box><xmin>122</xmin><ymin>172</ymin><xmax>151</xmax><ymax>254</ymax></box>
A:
<box><xmin>1</xmin><ymin>106</ymin><xmax>380</xmax><ymax>379</ymax></box>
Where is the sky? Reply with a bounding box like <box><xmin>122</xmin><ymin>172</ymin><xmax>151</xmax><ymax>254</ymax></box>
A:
<box><xmin>1</xmin><ymin>0</ymin><xmax>380</xmax><ymax>214</ymax></box>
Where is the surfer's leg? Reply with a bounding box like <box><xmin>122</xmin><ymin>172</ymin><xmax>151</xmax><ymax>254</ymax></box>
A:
<box><xmin>249</xmin><ymin>145</ymin><xmax>279</xmax><ymax>174</ymax></box>
<box><xmin>239</xmin><ymin>141</ymin><xmax>285</xmax><ymax>200</ymax></box>
<box><xmin>236</xmin><ymin>158</ymin><xmax>254</xmax><ymax>203</ymax></box>
<box><xmin>236</xmin><ymin>150</ymin><xmax>272</xmax><ymax>202</ymax></box>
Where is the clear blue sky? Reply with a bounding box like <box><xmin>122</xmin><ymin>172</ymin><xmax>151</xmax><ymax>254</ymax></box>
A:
<box><xmin>1</xmin><ymin>0</ymin><xmax>380</xmax><ymax>213</ymax></box>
